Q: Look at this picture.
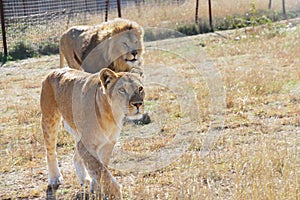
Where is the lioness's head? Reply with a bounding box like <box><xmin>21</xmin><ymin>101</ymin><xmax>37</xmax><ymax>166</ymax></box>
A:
<box><xmin>107</xmin><ymin>19</ymin><xmax>144</xmax><ymax>73</ymax></box>
<box><xmin>99</xmin><ymin>68</ymin><xmax>145</xmax><ymax>121</ymax></box>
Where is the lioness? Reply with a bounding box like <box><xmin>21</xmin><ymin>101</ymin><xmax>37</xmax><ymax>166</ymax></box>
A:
<box><xmin>60</xmin><ymin>18</ymin><xmax>144</xmax><ymax>74</ymax></box>
<box><xmin>41</xmin><ymin>68</ymin><xmax>145</xmax><ymax>198</ymax></box>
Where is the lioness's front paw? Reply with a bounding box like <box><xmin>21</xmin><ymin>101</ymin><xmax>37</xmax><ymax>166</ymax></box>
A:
<box><xmin>46</xmin><ymin>176</ymin><xmax>63</xmax><ymax>199</ymax></box>
<box><xmin>48</xmin><ymin>175</ymin><xmax>64</xmax><ymax>186</ymax></box>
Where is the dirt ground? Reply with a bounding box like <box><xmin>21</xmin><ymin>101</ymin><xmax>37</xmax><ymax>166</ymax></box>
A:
<box><xmin>0</xmin><ymin>20</ymin><xmax>299</xmax><ymax>199</ymax></box>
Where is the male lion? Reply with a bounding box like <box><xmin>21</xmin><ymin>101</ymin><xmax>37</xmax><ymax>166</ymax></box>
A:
<box><xmin>59</xmin><ymin>18</ymin><xmax>144</xmax><ymax>74</ymax></box>
<box><xmin>41</xmin><ymin>68</ymin><xmax>145</xmax><ymax>199</ymax></box>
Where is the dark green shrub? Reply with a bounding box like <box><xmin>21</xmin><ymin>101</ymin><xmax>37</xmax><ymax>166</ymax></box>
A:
<box><xmin>216</xmin><ymin>16</ymin><xmax>249</xmax><ymax>30</ymax></box>
<box><xmin>8</xmin><ymin>41</ymin><xmax>37</xmax><ymax>60</ymax></box>
<box><xmin>38</xmin><ymin>40</ymin><xmax>59</xmax><ymax>55</ymax></box>
<box><xmin>177</xmin><ymin>8</ymin><xmax>299</xmax><ymax>36</ymax></box>
<box><xmin>176</xmin><ymin>21</ymin><xmax>212</xmax><ymax>36</ymax></box>
<box><xmin>0</xmin><ymin>52</ymin><xmax>3</xmax><ymax>63</ymax></box>
<box><xmin>144</xmin><ymin>28</ymin><xmax>185</xmax><ymax>41</ymax></box>
<box><xmin>177</xmin><ymin>24</ymin><xmax>199</xmax><ymax>35</ymax></box>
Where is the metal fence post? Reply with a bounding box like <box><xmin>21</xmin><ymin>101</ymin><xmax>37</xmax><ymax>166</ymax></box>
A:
<box><xmin>117</xmin><ymin>0</ymin><xmax>121</xmax><ymax>18</ymax></box>
<box><xmin>282</xmin><ymin>0</ymin><xmax>286</xmax><ymax>19</ymax></box>
<box><xmin>105</xmin><ymin>0</ymin><xmax>109</xmax><ymax>21</ymax></box>
<box><xmin>208</xmin><ymin>0</ymin><xmax>213</xmax><ymax>31</ymax></box>
<box><xmin>0</xmin><ymin>0</ymin><xmax>7</xmax><ymax>63</ymax></box>
<box><xmin>195</xmin><ymin>0</ymin><xmax>199</xmax><ymax>23</ymax></box>
<box><xmin>22</xmin><ymin>0</ymin><xmax>27</xmax><ymax>16</ymax></box>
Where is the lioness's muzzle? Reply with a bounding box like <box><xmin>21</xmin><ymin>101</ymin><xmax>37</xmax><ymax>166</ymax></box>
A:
<box><xmin>131</xmin><ymin>101</ymin><xmax>143</xmax><ymax>113</ymax></box>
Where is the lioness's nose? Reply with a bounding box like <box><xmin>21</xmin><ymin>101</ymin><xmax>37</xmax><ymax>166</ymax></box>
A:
<box><xmin>131</xmin><ymin>50</ymin><xmax>138</xmax><ymax>57</ymax></box>
<box><xmin>131</xmin><ymin>101</ymin><xmax>143</xmax><ymax>109</ymax></box>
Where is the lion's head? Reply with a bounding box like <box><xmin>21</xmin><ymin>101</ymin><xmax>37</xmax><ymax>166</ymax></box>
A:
<box><xmin>78</xmin><ymin>19</ymin><xmax>144</xmax><ymax>74</ymax></box>
<box><xmin>109</xmin><ymin>27</ymin><xmax>144</xmax><ymax>72</ymax></box>
<box><xmin>99</xmin><ymin>68</ymin><xmax>145</xmax><ymax>120</ymax></box>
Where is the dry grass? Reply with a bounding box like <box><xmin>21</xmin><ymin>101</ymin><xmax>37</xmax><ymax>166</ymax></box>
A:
<box><xmin>1</xmin><ymin>1</ymin><xmax>300</xmax><ymax>199</ymax></box>
<box><xmin>1</xmin><ymin>22</ymin><xmax>299</xmax><ymax>199</ymax></box>
<box><xmin>5</xmin><ymin>0</ymin><xmax>300</xmax><ymax>50</ymax></box>
<box><xmin>117</xmin><ymin>0</ymin><xmax>300</xmax><ymax>27</ymax></box>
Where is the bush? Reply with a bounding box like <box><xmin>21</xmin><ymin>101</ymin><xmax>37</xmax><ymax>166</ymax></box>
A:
<box><xmin>144</xmin><ymin>28</ymin><xmax>185</xmax><ymax>41</ymax></box>
<box><xmin>38</xmin><ymin>40</ymin><xmax>59</xmax><ymax>55</ymax></box>
<box><xmin>176</xmin><ymin>8</ymin><xmax>300</xmax><ymax>36</ymax></box>
<box><xmin>176</xmin><ymin>21</ymin><xmax>212</xmax><ymax>36</ymax></box>
<box><xmin>0</xmin><ymin>52</ymin><xmax>4</xmax><ymax>63</ymax></box>
<box><xmin>8</xmin><ymin>41</ymin><xmax>37</xmax><ymax>60</ymax></box>
<box><xmin>4</xmin><ymin>39</ymin><xmax>60</xmax><ymax>62</ymax></box>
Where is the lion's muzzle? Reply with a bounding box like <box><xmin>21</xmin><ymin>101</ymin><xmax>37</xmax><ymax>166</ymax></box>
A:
<box><xmin>131</xmin><ymin>50</ymin><xmax>138</xmax><ymax>57</ymax></box>
<box><xmin>125</xmin><ymin>50</ymin><xmax>139</xmax><ymax>62</ymax></box>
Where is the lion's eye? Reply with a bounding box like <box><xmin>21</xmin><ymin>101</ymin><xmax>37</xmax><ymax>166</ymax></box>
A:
<box><xmin>119</xmin><ymin>88</ymin><xmax>126</xmax><ymax>94</ymax></box>
<box><xmin>123</xmin><ymin>42</ymin><xmax>130</xmax><ymax>49</ymax></box>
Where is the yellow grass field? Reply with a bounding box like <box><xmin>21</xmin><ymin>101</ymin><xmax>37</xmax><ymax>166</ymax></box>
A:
<box><xmin>1</xmin><ymin>1</ymin><xmax>300</xmax><ymax>199</ymax></box>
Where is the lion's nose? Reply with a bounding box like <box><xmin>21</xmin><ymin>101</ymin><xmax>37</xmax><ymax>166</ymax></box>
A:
<box><xmin>131</xmin><ymin>101</ymin><xmax>143</xmax><ymax>109</ymax></box>
<box><xmin>131</xmin><ymin>50</ymin><xmax>138</xmax><ymax>57</ymax></box>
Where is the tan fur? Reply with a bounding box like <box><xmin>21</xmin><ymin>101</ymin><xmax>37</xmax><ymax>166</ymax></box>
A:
<box><xmin>60</xmin><ymin>18</ymin><xmax>144</xmax><ymax>74</ymax></box>
<box><xmin>77</xmin><ymin>141</ymin><xmax>122</xmax><ymax>199</ymax></box>
<box><xmin>41</xmin><ymin>68</ymin><xmax>145</xmax><ymax>198</ymax></box>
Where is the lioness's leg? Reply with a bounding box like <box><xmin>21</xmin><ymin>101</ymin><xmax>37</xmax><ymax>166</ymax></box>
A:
<box><xmin>77</xmin><ymin>141</ymin><xmax>122</xmax><ymax>199</ymax></box>
<box><xmin>100</xmin><ymin>142</ymin><xmax>116</xmax><ymax>166</ymax></box>
<box><xmin>41</xmin><ymin>80</ymin><xmax>63</xmax><ymax>186</ymax></box>
<box><xmin>73</xmin><ymin>149</ymin><xmax>91</xmax><ymax>186</ymax></box>
<box><xmin>42</xmin><ymin>112</ymin><xmax>63</xmax><ymax>186</ymax></box>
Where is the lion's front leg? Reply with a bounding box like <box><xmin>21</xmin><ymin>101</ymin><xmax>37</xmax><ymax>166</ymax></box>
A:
<box><xmin>77</xmin><ymin>140</ymin><xmax>122</xmax><ymax>199</ymax></box>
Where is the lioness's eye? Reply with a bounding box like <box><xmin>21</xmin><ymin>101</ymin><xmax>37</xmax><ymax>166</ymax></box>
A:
<box><xmin>119</xmin><ymin>88</ymin><xmax>126</xmax><ymax>94</ymax></box>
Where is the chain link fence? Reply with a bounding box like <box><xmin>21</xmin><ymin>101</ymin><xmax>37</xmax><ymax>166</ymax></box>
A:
<box><xmin>0</xmin><ymin>0</ymin><xmax>185</xmax><ymax>61</ymax></box>
<box><xmin>1</xmin><ymin>0</ymin><xmax>299</xmax><ymax>61</ymax></box>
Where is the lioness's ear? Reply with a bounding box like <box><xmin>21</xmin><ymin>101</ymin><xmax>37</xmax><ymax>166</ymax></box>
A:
<box><xmin>99</xmin><ymin>68</ymin><xmax>118</xmax><ymax>90</ymax></box>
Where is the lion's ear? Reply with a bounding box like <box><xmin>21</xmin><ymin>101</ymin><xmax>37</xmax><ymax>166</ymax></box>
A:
<box><xmin>99</xmin><ymin>68</ymin><xmax>118</xmax><ymax>90</ymax></box>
